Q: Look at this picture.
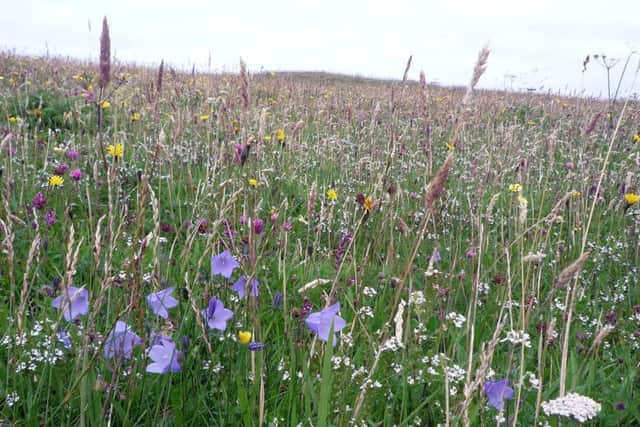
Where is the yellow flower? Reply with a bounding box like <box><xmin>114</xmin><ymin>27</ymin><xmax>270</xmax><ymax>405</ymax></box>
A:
<box><xmin>572</xmin><ymin>191</ymin><xmax>581</xmax><ymax>198</ymax></box>
<box><xmin>276</xmin><ymin>128</ymin><xmax>285</xmax><ymax>142</ymax></box>
<box><xmin>8</xmin><ymin>116</ymin><xmax>18</xmax><ymax>123</ymax></box>
<box><xmin>87</xmin><ymin>84</ymin><xmax>94</xmax><ymax>91</ymax></box>
<box><xmin>131</xmin><ymin>112</ymin><xmax>141</xmax><ymax>121</ymax></box>
<box><xmin>633</xmin><ymin>134</ymin><xmax>640</xmax><ymax>143</ymax></box>
<box><xmin>445</xmin><ymin>142</ymin><xmax>455</xmax><ymax>151</ymax></box>
<box><xmin>264</xmin><ymin>135</ymin><xmax>272</xmax><ymax>143</ymax></box>
<box><xmin>517</xmin><ymin>195</ymin><xmax>527</xmax><ymax>205</ymax></box>
<box><xmin>49</xmin><ymin>175</ymin><xmax>64</xmax><ymax>187</ymax></box>
<box><xmin>248</xmin><ymin>178</ymin><xmax>258</xmax><ymax>188</ymax></box>
<box><xmin>509</xmin><ymin>183</ymin><xmax>522</xmax><ymax>193</ymax></box>
<box><xmin>624</xmin><ymin>193</ymin><xmax>640</xmax><ymax>205</ymax></box>
<box><xmin>200</xmin><ymin>114</ymin><xmax>209</xmax><ymax>121</ymax></box>
<box><xmin>101</xmin><ymin>100</ymin><xmax>111</xmax><ymax>109</ymax></box>
<box><xmin>107</xmin><ymin>143</ymin><xmax>124</xmax><ymax>158</ymax></box>
<box><xmin>238</xmin><ymin>331</ymin><xmax>252</xmax><ymax>344</ymax></box>
<box><xmin>326</xmin><ymin>188</ymin><xmax>338</xmax><ymax>201</ymax></box>
<box><xmin>363</xmin><ymin>197</ymin><xmax>373</xmax><ymax>212</ymax></box>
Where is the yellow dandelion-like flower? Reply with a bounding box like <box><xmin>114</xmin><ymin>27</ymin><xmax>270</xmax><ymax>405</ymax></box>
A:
<box><xmin>107</xmin><ymin>143</ymin><xmax>124</xmax><ymax>158</ymax></box>
<box><xmin>624</xmin><ymin>193</ymin><xmax>640</xmax><ymax>205</ymax></box>
<box><xmin>131</xmin><ymin>112</ymin><xmax>141</xmax><ymax>121</ymax></box>
<box><xmin>509</xmin><ymin>183</ymin><xmax>522</xmax><ymax>193</ymax></box>
<box><xmin>49</xmin><ymin>175</ymin><xmax>64</xmax><ymax>187</ymax></box>
<box><xmin>572</xmin><ymin>191</ymin><xmax>581</xmax><ymax>198</ymax></box>
<box><xmin>264</xmin><ymin>135</ymin><xmax>272</xmax><ymax>143</ymax></box>
<box><xmin>248</xmin><ymin>178</ymin><xmax>258</xmax><ymax>188</ymax></box>
<box><xmin>101</xmin><ymin>100</ymin><xmax>111</xmax><ymax>109</ymax></box>
<box><xmin>8</xmin><ymin>116</ymin><xmax>19</xmax><ymax>123</ymax></box>
<box><xmin>276</xmin><ymin>128</ymin><xmax>285</xmax><ymax>142</ymax></box>
<box><xmin>445</xmin><ymin>142</ymin><xmax>455</xmax><ymax>151</ymax></box>
<box><xmin>238</xmin><ymin>331</ymin><xmax>252</xmax><ymax>345</ymax></box>
<box><xmin>363</xmin><ymin>197</ymin><xmax>373</xmax><ymax>212</ymax></box>
<box><xmin>327</xmin><ymin>188</ymin><xmax>338</xmax><ymax>201</ymax></box>
<box><xmin>199</xmin><ymin>114</ymin><xmax>209</xmax><ymax>121</ymax></box>
<box><xmin>633</xmin><ymin>134</ymin><xmax>640</xmax><ymax>143</ymax></box>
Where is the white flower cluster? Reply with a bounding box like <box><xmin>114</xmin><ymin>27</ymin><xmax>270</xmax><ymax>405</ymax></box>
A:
<box><xmin>446</xmin><ymin>312</ymin><xmax>466</xmax><ymax>328</ymax></box>
<box><xmin>542</xmin><ymin>393</ymin><xmax>601</xmax><ymax>423</ymax></box>
<box><xmin>501</xmin><ymin>330</ymin><xmax>532</xmax><ymax>347</ymax></box>
<box><xmin>409</xmin><ymin>290</ymin><xmax>426</xmax><ymax>306</ymax></box>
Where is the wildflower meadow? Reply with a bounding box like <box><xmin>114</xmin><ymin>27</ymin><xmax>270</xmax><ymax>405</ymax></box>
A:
<box><xmin>1</xmin><ymin>18</ymin><xmax>640</xmax><ymax>427</ymax></box>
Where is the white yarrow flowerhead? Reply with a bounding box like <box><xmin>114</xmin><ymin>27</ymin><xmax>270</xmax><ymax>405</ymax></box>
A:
<box><xmin>542</xmin><ymin>393</ymin><xmax>601</xmax><ymax>423</ymax></box>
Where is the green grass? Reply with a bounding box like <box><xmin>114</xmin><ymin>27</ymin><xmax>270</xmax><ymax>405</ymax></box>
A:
<box><xmin>1</xmin><ymin>51</ymin><xmax>639</xmax><ymax>426</ymax></box>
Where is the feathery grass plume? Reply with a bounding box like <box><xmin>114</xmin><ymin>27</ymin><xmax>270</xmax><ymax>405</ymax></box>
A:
<box><xmin>99</xmin><ymin>17</ymin><xmax>111</xmax><ymax>90</ymax></box>
<box><xmin>157</xmin><ymin>59</ymin><xmax>164</xmax><ymax>99</ymax></box>
<box><xmin>583</xmin><ymin>111</ymin><xmax>602</xmax><ymax>136</ymax></box>
<box><xmin>425</xmin><ymin>153</ymin><xmax>453</xmax><ymax>211</ymax></box>
<box><xmin>402</xmin><ymin>55</ymin><xmax>412</xmax><ymax>83</ymax></box>
<box><xmin>555</xmin><ymin>252</ymin><xmax>590</xmax><ymax>288</ymax></box>
<box><xmin>240</xmin><ymin>58</ymin><xmax>249</xmax><ymax>110</ymax></box>
<box><xmin>334</xmin><ymin>233</ymin><xmax>353</xmax><ymax>271</ymax></box>
<box><xmin>462</xmin><ymin>45</ymin><xmax>490</xmax><ymax>105</ymax></box>
<box><xmin>548</xmin><ymin>191</ymin><xmax>573</xmax><ymax>218</ymax></box>
<box><xmin>486</xmin><ymin>192</ymin><xmax>500</xmax><ymax>222</ymax></box>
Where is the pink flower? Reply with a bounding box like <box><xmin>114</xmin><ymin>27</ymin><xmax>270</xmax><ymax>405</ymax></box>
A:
<box><xmin>69</xmin><ymin>168</ymin><xmax>83</xmax><ymax>181</ymax></box>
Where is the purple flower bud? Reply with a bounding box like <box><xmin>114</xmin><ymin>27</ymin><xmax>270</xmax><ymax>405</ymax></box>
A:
<box><xmin>65</xmin><ymin>149</ymin><xmax>80</xmax><ymax>161</ymax></box>
<box><xmin>32</xmin><ymin>192</ymin><xmax>46</xmax><ymax>210</ymax></box>
<box><xmin>270</xmin><ymin>211</ymin><xmax>279</xmax><ymax>223</ymax></box>
<box><xmin>282</xmin><ymin>222</ymin><xmax>292</xmax><ymax>232</ymax></box>
<box><xmin>69</xmin><ymin>168</ymin><xmax>83</xmax><ymax>181</ymax></box>
<box><xmin>239</xmin><ymin>214</ymin><xmax>248</xmax><ymax>225</ymax></box>
<box><xmin>54</xmin><ymin>163</ymin><xmax>69</xmax><ymax>176</ymax></box>
<box><xmin>273</xmin><ymin>292</ymin><xmax>282</xmax><ymax>309</ymax></box>
<box><xmin>565</xmin><ymin>162</ymin><xmax>574</xmax><ymax>170</ymax></box>
<box><xmin>45</xmin><ymin>209</ymin><xmax>56</xmax><ymax>226</ymax></box>
<box><xmin>253</xmin><ymin>218</ymin><xmax>264</xmax><ymax>235</ymax></box>
<box><xmin>248</xmin><ymin>342</ymin><xmax>264</xmax><ymax>351</ymax></box>
<box><xmin>180</xmin><ymin>335</ymin><xmax>191</xmax><ymax>351</ymax></box>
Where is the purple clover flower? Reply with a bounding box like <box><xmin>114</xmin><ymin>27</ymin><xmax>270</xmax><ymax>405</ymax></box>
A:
<box><xmin>69</xmin><ymin>168</ymin><xmax>83</xmax><ymax>181</ymax></box>
<box><xmin>253</xmin><ymin>218</ymin><xmax>265</xmax><ymax>235</ymax></box>
<box><xmin>45</xmin><ymin>209</ymin><xmax>56</xmax><ymax>226</ymax></box>
<box><xmin>146</xmin><ymin>336</ymin><xmax>181</xmax><ymax>374</ymax></box>
<box><xmin>32</xmin><ymin>192</ymin><xmax>46</xmax><ymax>210</ymax></box>
<box><xmin>305</xmin><ymin>302</ymin><xmax>347</xmax><ymax>346</ymax></box>
<box><xmin>65</xmin><ymin>149</ymin><xmax>79</xmax><ymax>161</ymax></box>
<box><xmin>51</xmin><ymin>286</ymin><xmax>89</xmax><ymax>321</ymax></box>
<box><xmin>201</xmin><ymin>298</ymin><xmax>234</xmax><ymax>331</ymax></box>
<box><xmin>211</xmin><ymin>250</ymin><xmax>239</xmax><ymax>279</ymax></box>
<box><xmin>104</xmin><ymin>321</ymin><xmax>143</xmax><ymax>360</ymax></box>
<box><xmin>146</xmin><ymin>287</ymin><xmax>179</xmax><ymax>319</ymax></box>
<box><xmin>484</xmin><ymin>379</ymin><xmax>514</xmax><ymax>411</ymax></box>
<box><xmin>54</xmin><ymin>163</ymin><xmax>69</xmax><ymax>175</ymax></box>
<box><xmin>231</xmin><ymin>276</ymin><xmax>259</xmax><ymax>298</ymax></box>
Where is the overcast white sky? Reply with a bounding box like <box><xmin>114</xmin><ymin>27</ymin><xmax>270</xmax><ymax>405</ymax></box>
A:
<box><xmin>1</xmin><ymin>0</ymin><xmax>639</xmax><ymax>98</ymax></box>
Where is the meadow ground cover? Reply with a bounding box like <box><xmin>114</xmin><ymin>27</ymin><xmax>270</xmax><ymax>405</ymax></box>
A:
<box><xmin>1</xmin><ymin>23</ymin><xmax>640</xmax><ymax>426</ymax></box>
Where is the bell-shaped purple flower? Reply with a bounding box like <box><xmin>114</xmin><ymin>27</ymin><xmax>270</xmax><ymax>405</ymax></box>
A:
<box><xmin>484</xmin><ymin>379</ymin><xmax>514</xmax><ymax>411</ymax></box>
<box><xmin>51</xmin><ymin>286</ymin><xmax>89</xmax><ymax>321</ymax></box>
<box><xmin>104</xmin><ymin>321</ymin><xmax>143</xmax><ymax>360</ymax></box>
<box><xmin>146</xmin><ymin>287</ymin><xmax>179</xmax><ymax>319</ymax></box>
<box><xmin>231</xmin><ymin>276</ymin><xmax>259</xmax><ymax>298</ymax></box>
<box><xmin>146</xmin><ymin>336</ymin><xmax>181</xmax><ymax>374</ymax></box>
<box><xmin>305</xmin><ymin>302</ymin><xmax>347</xmax><ymax>346</ymax></box>
<box><xmin>211</xmin><ymin>250</ymin><xmax>239</xmax><ymax>279</ymax></box>
<box><xmin>201</xmin><ymin>298</ymin><xmax>234</xmax><ymax>331</ymax></box>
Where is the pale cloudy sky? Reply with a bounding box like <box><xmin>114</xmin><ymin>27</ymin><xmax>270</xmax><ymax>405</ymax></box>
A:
<box><xmin>1</xmin><ymin>0</ymin><xmax>639</xmax><ymax>98</ymax></box>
